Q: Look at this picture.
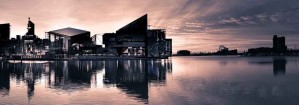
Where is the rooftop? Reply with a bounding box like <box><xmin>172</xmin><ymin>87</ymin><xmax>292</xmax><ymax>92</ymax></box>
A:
<box><xmin>48</xmin><ymin>27</ymin><xmax>90</xmax><ymax>36</ymax></box>
<box><xmin>0</xmin><ymin>23</ymin><xmax>10</xmax><ymax>26</ymax></box>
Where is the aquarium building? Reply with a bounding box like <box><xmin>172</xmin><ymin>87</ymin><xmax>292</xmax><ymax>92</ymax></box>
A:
<box><xmin>102</xmin><ymin>14</ymin><xmax>172</xmax><ymax>58</ymax></box>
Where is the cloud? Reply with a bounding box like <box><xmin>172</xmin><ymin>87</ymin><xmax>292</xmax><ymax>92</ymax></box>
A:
<box><xmin>1</xmin><ymin>0</ymin><xmax>299</xmax><ymax>52</ymax></box>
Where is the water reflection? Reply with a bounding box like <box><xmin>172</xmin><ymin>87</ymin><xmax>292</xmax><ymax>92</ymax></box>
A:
<box><xmin>0</xmin><ymin>64</ymin><xmax>9</xmax><ymax>96</ymax></box>
<box><xmin>248</xmin><ymin>57</ymin><xmax>287</xmax><ymax>76</ymax></box>
<box><xmin>104</xmin><ymin>59</ymin><xmax>172</xmax><ymax>103</ymax></box>
<box><xmin>0</xmin><ymin>59</ymin><xmax>172</xmax><ymax>104</ymax></box>
<box><xmin>44</xmin><ymin>61</ymin><xmax>105</xmax><ymax>93</ymax></box>
<box><xmin>273</xmin><ymin>58</ymin><xmax>287</xmax><ymax>76</ymax></box>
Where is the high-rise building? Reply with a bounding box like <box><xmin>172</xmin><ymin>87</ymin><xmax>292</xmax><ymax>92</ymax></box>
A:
<box><xmin>26</xmin><ymin>17</ymin><xmax>35</xmax><ymax>35</ymax></box>
<box><xmin>0</xmin><ymin>23</ymin><xmax>10</xmax><ymax>41</ymax></box>
<box><xmin>0</xmin><ymin>23</ymin><xmax>10</xmax><ymax>56</ymax></box>
<box><xmin>23</xmin><ymin>17</ymin><xmax>38</xmax><ymax>54</ymax></box>
<box><xmin>273</xmin><ymin>35</ymin><xmax>287</xmax><ymax>52</ymax></box>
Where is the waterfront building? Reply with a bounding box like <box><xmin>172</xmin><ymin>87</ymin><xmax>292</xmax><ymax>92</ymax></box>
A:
<box><xmin>0</xmin><ymin>23</ymin><xmax>10</xmax><ymax>56</ymax></box>
<box><xmin>273</xmin><ymin>35</ymin><xmax>287</xmax><ymax>53</ymax></box>
<box><xmin>245</xmin><ymin>35</ymin><xmax>291</xmax><ymax>55</ymax></box>
<box><xmin>22</xmin><ymin>17</ymin><xmax>39</xmax><ymax>55</ymax></box>
<box><xmin>0</xmin><ymin>15</ymin><xmax>172</xmax><ymax>59</ymax></box>
<box><xmin>102</xmin><ymin>14</ymin><xmax>172</xmax><ymax>58</ymax></box>
<box><xmin>45</xmin><ymin>27</ymin><xmax>93</xmax><ymax>57</ymax></box>
<box><xmin>177</xmin><ymin>50</ymin><xmax>191</xmax><ymax>56</ymax></box>
<box><xmin>216</xmin><ymin>45</ymin><xmax>238</xmax><ymax>55</ymax></box>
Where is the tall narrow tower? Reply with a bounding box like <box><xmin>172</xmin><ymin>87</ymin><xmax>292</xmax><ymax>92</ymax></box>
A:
<box><xmin>23</xmin><ymin>17</ymin><xmax>37</xmax><ymax>54</ymax></box>
<box><xmin>26</xmin><ymin>17</ymin><xmax>35</xmax><ymax>35</ymax></box>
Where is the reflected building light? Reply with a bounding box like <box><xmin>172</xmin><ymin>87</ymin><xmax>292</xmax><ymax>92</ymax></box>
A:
<box><xmin>0</xmin><ymin>62</ymin><xmax>10</xmax><ymax>96</ymax></box>
<box><xmin>91</xmin><ymin>72</ymin><xmax>97</xmax><ymax>88</ymax></box>
<box><xmin>44</xmin><ymin>63</ymin><xmax>50</xmax><ymax>74</ymax></box>
<box><xmin>63</xmin><ymin>61</ymin><xmax>69</xmax><ymax>84</ymax></box>
<box><xmin>102</xmin><ymin>59</ymin><xmax>173</xmax><ymax>103</ymax></box>
<box><xmin>0</xmin><ymin>59</ymin><xmax>171</xmax><ymax>104</ymax></box>
<box><xmin>49</xmin><ymin>69</ymin><xmax>55</xmax><ymax>87</ymax></box>
<box><xmin>273</xmin><ymin>58</ymin><xmax>287</xmax><ymax>76</ymax></box>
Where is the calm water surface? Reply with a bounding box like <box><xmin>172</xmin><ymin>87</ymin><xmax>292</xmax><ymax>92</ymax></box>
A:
<box><xmin>1</xmin><ymin>56</ymin><xmax>299</xmax><ymax>105</ymax></box>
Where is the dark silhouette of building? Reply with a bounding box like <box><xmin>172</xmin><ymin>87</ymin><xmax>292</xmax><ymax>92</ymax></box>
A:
<box><xmin>177</xmin><ymin>50</ymin><xmax>191</xmax><ymax>56</ymax></box>
<box><xmin>103</xmin><ymin>14</ymin><xmax>172</xmax><ymax>58</ymax></box>
<box><xmin>47</xmin><ymin>27</ymin><xmax>91</xmax><ymax>45</ymax></box>
<box><xmin>26</xmin><ymin>17</ymin><xmax>35</xmax><ymax>35</ymax></box>
<box><xmin>273</xmin><ymin>35</ymin><xmax>287</xmax><ymax>53</ymax></box>
<box><xmin>247</xmin><ymin>47</ymin><xmax>273</xmax><ymax>55</ymax></box>
<box><xmin>22</xmin><ymin>17</ymin><xmax>39</xmax><ymax>54</ymax></box>
<box><xmin>147</xmin><ymin>29</ymin><xmax>172</xmax><ymax>57</ymax></box>
<box><xmin>103</xmin><ymin>15</ymin><xmax>147</xmax><ymax>57</ymax></box>
<box><xmin>0</xmin><ymin>23</ymin><xmax>10</xmax><ymax>56</ymax></box>
<box><xmin>0</xmin><ymin>24</ymin><xmax>25</xmax><ymax>56</ymax></box>
<box><xmin>0</xmin><ymin>23</ymin><xmax>10</xmax><ymax>41</ymax></box>
<box><xmin>46</xmin><ymin>27</ymin><xmax>93</xmax><ymax>57</ymax></box>
<box><xmin>16</xmin><ymin>35</ymin><xmax>21</xmax><ymax>41</ymax></box>
<box><xmin>245</xmin><ymin>35</ymin><xmax>290</xmax><ymax>56</ymax></box>
<box><xmin>23</xmin><ymin>17</ymin><xmax>37</xmax><ymax>41</ymax></box>
<box><xmin>216</xmin><ymin>45</ymin><xmax>238</xmax><ymax>55</ymax></box>
<box><xmin>1</xmin><ymin>16</ymin><xmax>172</xmax><ymax>59</ymax></box>
<box><xmin>165</xmin><ymin>39</ymin><xmax>172</xmax><ymax>55</ymax></box>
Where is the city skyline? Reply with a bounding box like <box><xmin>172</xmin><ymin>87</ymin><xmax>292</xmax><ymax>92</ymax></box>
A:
<box><xmin>1</xmin><ymin>0</ymin><xmax>299</xmax><ymax>52</ymax></box>
<box><xmin>0</xmin><ymin>14</ymin><xmax>172</xmax><ymax>59</ymax></box>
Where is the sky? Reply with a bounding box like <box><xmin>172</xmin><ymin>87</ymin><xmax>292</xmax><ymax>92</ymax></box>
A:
<box><xmin>1</xmin><ymin>0</ymin><xmax>299</xmax><ymax>53</ymax></box>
